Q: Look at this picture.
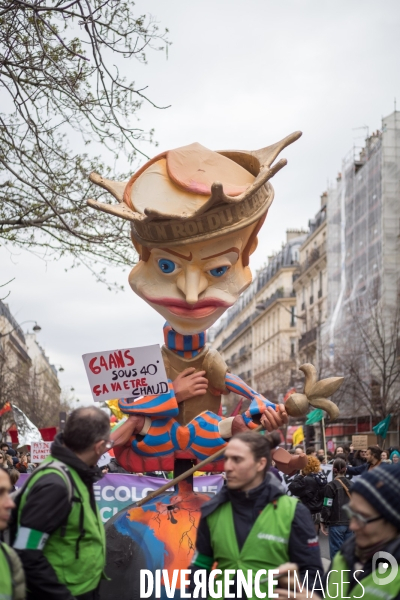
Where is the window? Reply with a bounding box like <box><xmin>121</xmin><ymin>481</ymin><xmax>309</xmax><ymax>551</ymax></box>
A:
<box><xmin>290</xmin><ymin>306</ymin><xmax>296</xmax><ymax>327</ymax></box>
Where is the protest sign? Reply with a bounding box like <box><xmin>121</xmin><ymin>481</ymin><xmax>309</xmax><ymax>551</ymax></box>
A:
<box><xmin>17</xmin><ymin>473</ymin><xmax>224</xmax><ymax>522</ymax></box>
<box><xmin>31</xmin><ymin>441</ymin><xmax>51</xmax><ymax>462</ymax></box>
<box><xmin>352</xmin><ymin>434</ymin><xmax>377</xmax><ymax>450</ymax></box>
<box><xmin>82</xmin><ymin>344</ymin><xmax>168</xmax><ymax>402</ymax></box>
<box><xmin>320</xmin><ymin>463</ymin><xmax>333</xmax><ymax>482</ymax></box>
<box><xmin>97</xmin><ymin>452</ymin><xmax>111</xmax><ymax>467</ymax></box>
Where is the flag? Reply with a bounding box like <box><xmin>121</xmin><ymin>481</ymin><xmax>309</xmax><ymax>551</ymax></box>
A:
<box><xmin>372</xmin><ymin>414</ymin><xmax>391</xmax><ymax>439</ymax></box>
<box><xmin>283</xmin><ymin>388</ymin><xmax>296</xmax><ymax>402</ymax></box>
<box><xmin>11</xmin><ymin>404</ymin><xmax>43</xmax><ymax>447</ymax></box>
<box><xmin>292</xmin><ymin>426</ymin><xmax>304</xmax><ymax>446</ymax></box>
<box><xmin>230</xmin><ymin>398</ymin><xmax>244</xmax><ymax>417</ymax></box>
<box><xmin>106</xmin><ymin>399</ymin><xmax>124</xmax><ymax>421</ymax></box>
<box><xmin>0</xmin><ymin>402</ymin><xmax>12</xmax><ymax>417</ymax></box>
<box><xmin>305</xmin><ymin>408</ymin><xmax>324</xmax><ymax>425</ymax></box>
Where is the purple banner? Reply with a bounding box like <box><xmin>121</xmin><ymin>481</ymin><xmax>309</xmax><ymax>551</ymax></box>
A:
<box><xmin>17</xmin><ymin>473</ymin><xmax>224</xmax><ymax>522</ymax></box>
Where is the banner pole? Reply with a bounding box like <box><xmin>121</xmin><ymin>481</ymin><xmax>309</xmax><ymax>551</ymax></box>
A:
<box><xmin>135</xmin><ymin>424</ymin><xmax>263</xmax><ymax>507</ymax></box>
<box><xmin>321</xmin><ymin>417</ymin><xmax>327</xmax><ymax>463</ymax></box>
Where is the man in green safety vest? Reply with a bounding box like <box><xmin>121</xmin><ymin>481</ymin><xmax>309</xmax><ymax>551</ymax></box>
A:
<box><xmin>189</xmin><ymin>431</ymin><xmax>323</xmax><ymax>599</ymax></box>
<box><xmin>0</xmin><ymin>467</ymin><xmax>26</xmax><ymax>600</ymax></box>
<box><xmin>13</xmin><ymin>406</ymin><xmax>110</xmax><ymax>600</ymax></box>
<box><xmin>324</xmin><ymin>463</ymin><xmax>400</xmax><ymax>600</ymax></box>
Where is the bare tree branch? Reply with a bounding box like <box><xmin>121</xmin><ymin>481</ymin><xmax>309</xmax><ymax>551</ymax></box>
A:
<box><xmin>0</xmin><ymin>1</ymin><xmax>171</xmax><ymax>285</ymax></box>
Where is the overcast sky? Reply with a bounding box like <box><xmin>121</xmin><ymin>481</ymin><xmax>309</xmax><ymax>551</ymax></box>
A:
<box><xmin>1</xmin><ymin>1</ymin><xmax>400</xmax><ymax>406</ymax></box>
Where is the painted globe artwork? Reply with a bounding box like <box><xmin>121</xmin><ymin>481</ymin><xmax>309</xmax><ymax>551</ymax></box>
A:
<box><xmin>100</xmin><ymin>480</ymin><xmax>214</xmax><ymax>600</ymax></box>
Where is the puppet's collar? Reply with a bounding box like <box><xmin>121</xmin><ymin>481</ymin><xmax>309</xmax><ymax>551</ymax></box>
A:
<box><xmin>163</xmin><ymin>322</ymin><xmax>206</xmax><ymax>358</ymax></box>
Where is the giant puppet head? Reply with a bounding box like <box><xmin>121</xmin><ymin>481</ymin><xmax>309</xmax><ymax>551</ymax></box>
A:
<box><xmin>88</xmin><ymin>132</ymin><xmax>302</xmax><ymax>334</ymax></box>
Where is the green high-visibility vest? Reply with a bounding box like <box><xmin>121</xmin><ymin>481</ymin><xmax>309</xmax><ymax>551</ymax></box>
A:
<box><xmin>207</xmin><ymin>495</ymin><xmax>298</xmax><ymax>599</ymax></box>
<box><xmin>327</xmin><ymin>551</ymin><xmax>400</xmax><ymax>600</ymax></box>
<box><xmin>0</xmin><ymin>542</ymin><xmax>13</xmax><ymax>600</ymax></box>
<box><xmin>18</xmin><ymin>456</ymin><xmax>106</xmax><ymax>596</ymax></box>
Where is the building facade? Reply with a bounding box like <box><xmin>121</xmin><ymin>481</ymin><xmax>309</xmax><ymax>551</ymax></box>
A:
<box><xmin>211</xmin><ymin>230</ymin><xmax>306</xmax><ymax>411</ymax></box>
<box><xmin>294</xmin><ymin>195</ymin><xmax>327</xmax><ymax>369</ymax></box>
<box><xmin>321</xmin><ymin>110</ymin><xmax>400</xmax><ymax>447</ymax></box>
<box><xmin>0</xmin><ymin>300</ymin><xmax>61</xmax><ymax>433</ymax></box>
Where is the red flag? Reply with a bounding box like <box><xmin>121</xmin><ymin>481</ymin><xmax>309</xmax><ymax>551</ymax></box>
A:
<box><xmin>0</xmin><ymin>403</ymin><xmax>11</xmax><ymax>417</ymax></box>
<box><xmin>230</xmin><ymin>398</ymin><xmax>244</xmax><ymax>417</ymax></box>
<box><xmin>283</xmin><ymin>388</ymin><xmax>296</xmax><ymax>403</ymax></box>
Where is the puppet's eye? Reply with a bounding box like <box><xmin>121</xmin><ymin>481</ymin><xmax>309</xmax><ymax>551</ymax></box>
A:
<box><xmin>209</xmin><ymin>266</ymin><xmax>229</xmax><ymax>277</ymax></box>
<box><xmin>158</xmin><ymin>259</ymin><xmax>176</xmax><ymax>274</ymax></box>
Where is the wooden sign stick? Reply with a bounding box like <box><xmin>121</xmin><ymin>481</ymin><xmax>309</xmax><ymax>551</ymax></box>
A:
<box><xmin>135</xmin><ymin>424</ymin><xmax>263</xmax><ymax>507</ymax></box>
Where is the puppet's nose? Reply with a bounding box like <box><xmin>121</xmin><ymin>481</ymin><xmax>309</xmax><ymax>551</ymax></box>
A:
<box><xmin>177</xmin><ymin>267</ymin><xmax>208</xmax><ymax>304</ymax></box>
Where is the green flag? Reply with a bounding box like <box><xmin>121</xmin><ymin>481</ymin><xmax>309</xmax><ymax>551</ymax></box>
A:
<box><xmin>305</xmin><ymin>408</ymin><xmax>324</xmax><ymax>425</ymax></box>
<box><xmin>372</xmin><ymin>414</ymin><xmax>391</xmax><ymax>439</ymax></box>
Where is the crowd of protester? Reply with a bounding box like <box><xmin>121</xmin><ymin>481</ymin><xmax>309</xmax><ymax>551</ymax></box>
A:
<box><xmin>1</xmin><ymin>418</ymin><xmax>400</xmax><ymax>599</ymax></box>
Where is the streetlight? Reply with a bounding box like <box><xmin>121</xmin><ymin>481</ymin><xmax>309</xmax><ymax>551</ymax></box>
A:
<box><xmin>0</xmin><ymin>320</ymin><xmax>41</xmax><ymax>338</ymax></box>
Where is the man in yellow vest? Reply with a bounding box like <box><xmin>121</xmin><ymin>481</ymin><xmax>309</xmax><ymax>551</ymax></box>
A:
<box><xmin>0</xmin><ymin>467</ymin><xmax>25</xmax><ymax>600</ymax></box>
<box><xmin>189</xmin><ymin>431</ymin><xmax>323</xmax><ymax>599</ymax></box>
<box><xmin>13</xmin><ymin>407</ymin><xmax>110</xmax><ymax>600</ymax></box>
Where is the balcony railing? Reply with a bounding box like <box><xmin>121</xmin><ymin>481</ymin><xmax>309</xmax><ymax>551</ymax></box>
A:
<box><xmin>218</xmin><ymin>290</ymin><xmax>294</xmax><ymax>351</ymax></box>
<box><xmin>300</xmin><ymin>241</ymin><xmax>326</xmax><ymax>273</ymax></box>
<box><xmin>298</xmin><ymin>326</ymin><xmax>317</xmax><ymax>350</ymax></box>
<box><xmin>239</xmin><ymin>345</ymin><xmax>251</xmax><ymax>358</ymax></box>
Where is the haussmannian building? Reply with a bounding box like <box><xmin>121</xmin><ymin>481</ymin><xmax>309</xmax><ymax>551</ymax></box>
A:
<box><xmin>293</xmin><ymin>194</ymin><xmax>327</xmax><ymax>370</ymax></box>
<box><xmin>211</xmin><ymin>230</ymin><xmax>306</xmax><ymax>412</ymax></box>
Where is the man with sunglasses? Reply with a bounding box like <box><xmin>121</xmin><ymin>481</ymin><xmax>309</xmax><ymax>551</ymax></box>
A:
<box><xmin>14</xmin><ymin>406</ymin><xmax>110</xmax><ymax>600</ymax></box>
<box><xmin>325</xmin><ymin>463</ymin><xmax>400</xmax><ymax>599</ymax></box>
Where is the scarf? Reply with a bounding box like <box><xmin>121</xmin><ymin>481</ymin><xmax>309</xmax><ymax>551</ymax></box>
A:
<box><xmin>163</xmin><ymin>322</ymin><xmax>206</xmax><ymax>358</ymax></box>
<box><xmin>355</xmin><ymin>537</ymin><xmax>394</xmax><ymax>564</ymax></box>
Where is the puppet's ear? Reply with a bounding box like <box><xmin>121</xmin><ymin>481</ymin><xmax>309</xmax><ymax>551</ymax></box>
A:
<box><xmin>248</xmin><ymin>236</ymin><xmax>258</xmax><ymax>258</ymax></box>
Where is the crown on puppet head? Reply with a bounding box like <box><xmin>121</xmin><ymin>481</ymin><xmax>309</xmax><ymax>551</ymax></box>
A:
<box><xmin>87</xmin><ymin>131</ymin><xmax>302</xmax><ymax>248</ymax></box>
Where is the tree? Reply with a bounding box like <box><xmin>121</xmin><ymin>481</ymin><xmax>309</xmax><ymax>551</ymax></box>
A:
<box><xmin>332</xmin><ymin>294</ymin><xmax>400</xmax><ymax>420</ymax></box>
<box><xmin>0</xmin><ymin>1</ymin><xmax>169</xmax><ymax>284</ymax></box>
<box><xmin>0</xmin><ymin>343</ymin><xmax>62</xmax><ymax>433</ymax></box>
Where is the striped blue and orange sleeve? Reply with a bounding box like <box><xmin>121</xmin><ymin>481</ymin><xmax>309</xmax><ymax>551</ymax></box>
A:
<box><xmin>225</xmin><ymin>373</ymin><xmax>277</xmax><ymax>426</ymax></box>
<box><xmin>118</xmin><ymin>380</ymin><xmax>179</xmax><ymax>418</ymax></box>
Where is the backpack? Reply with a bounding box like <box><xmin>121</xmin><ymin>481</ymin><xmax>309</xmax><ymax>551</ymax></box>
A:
<box><xmin>307</xmin><ymin>472</ymin><xmax>328</xmax><ymax>514</ymax></box>
<box><xmin>3</xmin><ymin>460</ymin><xmax>74</xmax><ymax>547</ymax></box>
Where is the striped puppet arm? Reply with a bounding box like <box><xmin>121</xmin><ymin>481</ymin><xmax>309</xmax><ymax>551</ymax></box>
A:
<box><xmin>224</xmin><ymin>372</ymin><xmax>287</xmax><ymax>434</ymax></box>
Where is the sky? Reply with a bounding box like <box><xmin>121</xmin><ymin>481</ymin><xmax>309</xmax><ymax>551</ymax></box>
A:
<box><xmin>1</xmin><ymin>0</ymin><xmax>400</xmax><ymax>405</ymax></box>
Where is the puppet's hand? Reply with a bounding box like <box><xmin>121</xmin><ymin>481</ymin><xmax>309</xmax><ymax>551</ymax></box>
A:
<box><xmin>259</xmin><ymin>405</ymin><xmax>288</xmax><ymax>432</ymax></box>
<box><xmin>242</xmin><ymin>400</ymin><xmax>288</xmax><ymax>431</ymax></box>
<box><xmin>173</xmin><ymin>368</ymin><xmax>208</xmax><ymax>403</ymax></box>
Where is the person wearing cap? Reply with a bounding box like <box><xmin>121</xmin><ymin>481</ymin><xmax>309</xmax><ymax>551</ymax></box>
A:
<box><xmin>0</xmin><ymin>467</ymin><xmax>26</xmax><ymax>600</ymax></box>
<box><xmin>325</xmin><ymin>463</ymin><xmax>400</xmax><ymax>599</ymax></box>
<box><xmin>87</xmin><ymin>134</ymin><xmax>315</xmax><ymax>475</ymax></box>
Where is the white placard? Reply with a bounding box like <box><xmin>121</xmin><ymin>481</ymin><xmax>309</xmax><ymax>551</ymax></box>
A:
<box><xmin>97</xmin><ymin>452</ymin><xmax>111</xmax><ymax>467</ymax></box>
<box><xmin>31</xmin><ymin>441</ymin><xmax>52</xmax><ymax>463</ymax></box>
<box><xmin>82</xmin><ymin>344</ymin><xmax>168</xmax><ymax>403</ymax></box>
<box><xmin>321</xmin><ymin>463</ymin><xmax>333</xmax><ymax>482</ymax></box>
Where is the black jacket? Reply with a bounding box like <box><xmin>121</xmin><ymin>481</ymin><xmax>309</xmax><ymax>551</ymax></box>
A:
<box><xmin>190</xmin><ymin>474</ymin><xmax>323</xmax><ymax>597</ymax></box>
<box><xmin>288</xmin><ymin>471</ymin><xmax>327</xmax><ymax>514</ymax></box>
<box><xmin>324</xmin><ymin>534</ymin><xmax>400</xmax><ymax>599</ymax></box>
<box><xmin>320</xmin><ymin>476</ymin><xmax>351</xmax><ymax>525</ymax></box>
<box><xmin>15</xmin><ymin>434</ymin><xmax>103</xmax><ymax>600</ymax></box>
